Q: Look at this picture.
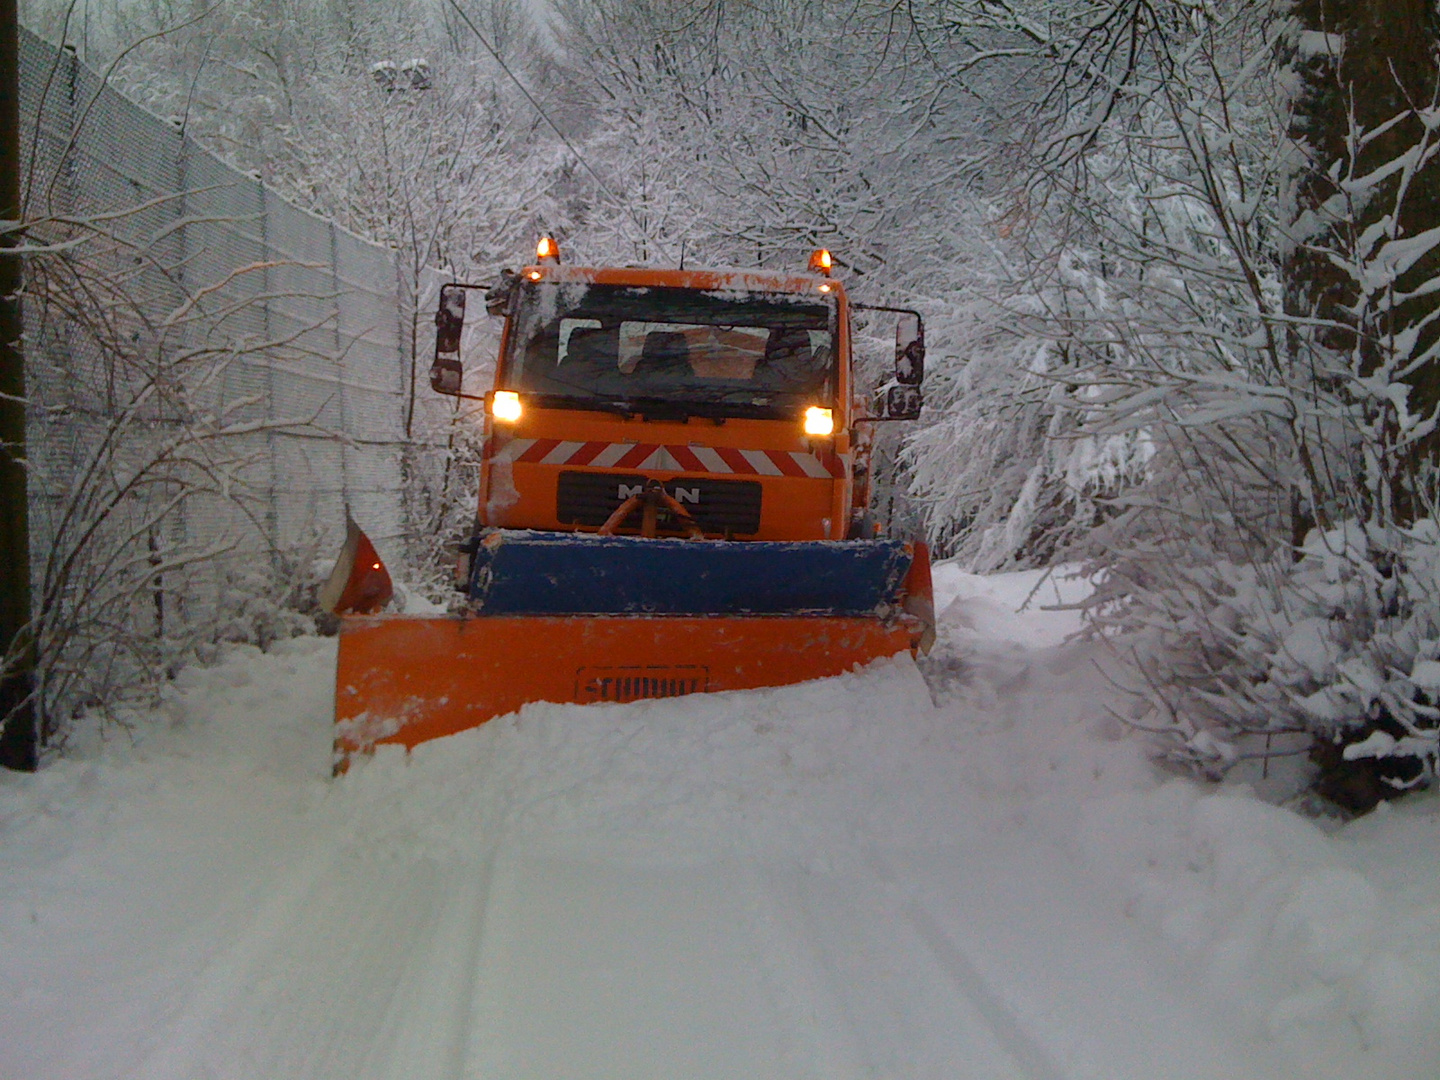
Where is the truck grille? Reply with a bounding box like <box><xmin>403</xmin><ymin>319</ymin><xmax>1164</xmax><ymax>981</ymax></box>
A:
<box><xmin>557</xmin><ymin>471</ymin><xmax>762</xmax><ymax>536</ymax></box>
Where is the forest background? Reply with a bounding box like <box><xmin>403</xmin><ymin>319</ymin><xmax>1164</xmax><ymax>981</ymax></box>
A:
<box><xmin>8</xmin><ymin>0</ymin><xmax>1440</xmax><ymax>811</ymax></box>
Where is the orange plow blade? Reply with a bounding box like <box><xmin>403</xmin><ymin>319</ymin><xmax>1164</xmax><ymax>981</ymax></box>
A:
<box><xmin>333</xmin><ymin>614</ymin><xmax>915</xmax><ymax>771</ymax></box>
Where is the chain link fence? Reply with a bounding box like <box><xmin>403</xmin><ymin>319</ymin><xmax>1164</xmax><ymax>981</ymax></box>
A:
<box><xmin>18</xmin><ymin>28</ymin><xmax>454</xmax><ymax>738</ymax></box>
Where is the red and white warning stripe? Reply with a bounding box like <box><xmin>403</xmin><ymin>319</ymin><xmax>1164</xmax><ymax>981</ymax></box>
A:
<box><xmin>487</xmin><ymin>438</ymin><xmax>847</xmax><ymax>479</ymax></box>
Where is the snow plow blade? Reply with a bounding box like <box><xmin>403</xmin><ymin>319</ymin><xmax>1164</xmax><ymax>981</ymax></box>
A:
<box><xmin>334</xmin><ymin>613</ymin><xmax>918</xmax><ymax>770</ymax></box>
<box><xmin>332</xmin><ymin>532</ymin><xmax>933</xmax><ymax>771</ymax></box>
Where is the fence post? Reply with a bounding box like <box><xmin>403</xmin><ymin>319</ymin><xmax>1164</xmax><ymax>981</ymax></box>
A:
<box><xmin>331</xmin><ymin>219</ymin><xmax>349</xmax><ymax>514</ymax></box>
<box><xmin>0</xmin><ymin>0</ymin><xmax>37</xmax><ymax>770</ymax></box>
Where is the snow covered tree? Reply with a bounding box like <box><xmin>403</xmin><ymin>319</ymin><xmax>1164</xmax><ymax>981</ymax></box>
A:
<box><xmin>550</xmin><ymin>0</ymin><xmax>1015</xmax><ymax>532</ymax></box>
<box><xmin>1283</xmin><ymin>0</ymin><xmax>1440</xmax><ymax>525</ymax></box>
<box><xmin>895</xmin><ymin>0</ymin><xmax>1288</xmax><ymax>568</ymax></box>
<box><xmin>898</xmin><ymin>0</ymin><xmax>1440</xmax><ymax>803</ymax></box>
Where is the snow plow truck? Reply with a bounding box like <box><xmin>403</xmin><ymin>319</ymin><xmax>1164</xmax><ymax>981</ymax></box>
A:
<box><xmin>325</xmin><ymin>239</ymin><xmax>933</xmax><ymax>772</ymax></box>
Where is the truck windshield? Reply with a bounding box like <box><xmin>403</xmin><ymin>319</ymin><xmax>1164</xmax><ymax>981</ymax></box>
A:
<box><xmin>502</xmin><ymin>281</ymin><xmax>835</xmax><ymax>418</ymax></box>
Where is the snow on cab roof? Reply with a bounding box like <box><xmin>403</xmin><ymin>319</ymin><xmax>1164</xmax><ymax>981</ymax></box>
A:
<box><xmin>525</xmin><ymin>263</ymin><xmax>843</xmax><ymax>297</ymax></box>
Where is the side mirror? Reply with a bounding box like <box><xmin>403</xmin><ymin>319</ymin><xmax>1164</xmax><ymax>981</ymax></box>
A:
<box><xmin>431</xmin><ymin>284</ymin><xmax>466</xmax><ymax>395</ymax></box>
<box><xmin>881</xmin><ymin>384</ymin><xmax>923</xmax><ymax>420</ymax></box>
<box><xmin>895</xmin><ymin>312</ymin><xmax>924</xmax><ymax>385</ymax></box>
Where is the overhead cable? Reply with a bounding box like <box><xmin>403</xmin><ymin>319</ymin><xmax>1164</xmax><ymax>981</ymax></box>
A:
<box><xmin>443</xmin><ymin>0</ymin><xmax>626</xmax><ymax>212</ymax></box>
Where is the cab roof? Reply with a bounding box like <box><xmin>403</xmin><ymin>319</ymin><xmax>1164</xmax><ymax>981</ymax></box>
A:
<box><xmin>521</xmin><ymin>263</ymin><xmax>846</xmax><ymax>301</ymax></box>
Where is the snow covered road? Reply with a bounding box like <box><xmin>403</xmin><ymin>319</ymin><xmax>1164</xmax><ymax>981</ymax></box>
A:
<box><xmin>3</xmin><ymin>568</ymin><xmax>1437</xmax><ymax>1079</ymax></box>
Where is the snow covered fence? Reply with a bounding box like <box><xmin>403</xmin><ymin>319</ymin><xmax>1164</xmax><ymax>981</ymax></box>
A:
<box><xmin>16</xmin><ymin>29</ymin><xmax>449</xmax><ymax>740</ymax></box>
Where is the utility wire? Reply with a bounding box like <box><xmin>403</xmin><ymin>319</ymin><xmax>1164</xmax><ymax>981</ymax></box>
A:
<box><xmin>444</xmin><ymin>0</ymin><xmax>627</xmax><ymax>214</ymax></box>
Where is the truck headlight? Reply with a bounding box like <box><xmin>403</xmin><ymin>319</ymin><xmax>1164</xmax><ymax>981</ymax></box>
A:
<box><xmin>803</xmin><ymin>406</ymin><xmax>834</xmax><ymax>436</ymax></box>
<box><xmin>492</xmin><ymin>390</ymin><xmax>523</xmax><ymax>423</ymax></box>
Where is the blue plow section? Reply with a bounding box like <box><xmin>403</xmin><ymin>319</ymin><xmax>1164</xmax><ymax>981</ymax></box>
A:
<box><xmin>467</xmin><ymin>530</ymin><xmax>914</xmax><ymax>616</ymax></box>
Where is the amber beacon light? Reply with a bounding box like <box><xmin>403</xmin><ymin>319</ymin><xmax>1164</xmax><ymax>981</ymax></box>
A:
<box><xmin>808</xmin><ymin>248</ymin><xmax>833</xmax><ymax>275</ymax></box>
<box><xmin>536</xmin><ymin>236</ymin><xmax>561</xmax><ymax>264</ymax></box>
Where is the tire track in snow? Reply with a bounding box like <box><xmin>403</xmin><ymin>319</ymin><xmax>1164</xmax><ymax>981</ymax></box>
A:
<box><xmin>361</xmin><ymin>850</ymin><xmax>497</xmax><ymax>1080</ymax></box>
<box><xmin>752</xmin><ymin>856</ymin><xmax>1049</xmax><ymax>1080</ymax></box>
<box><xmin>871</xmin><ymin>846</ymin><xmax>1290</xmax><ymax>1080</ymax></box>
<box><xmin>128</xmin><ymin>846</ymin><xmax>491</xmax><ymax>1080</ymax></box>
<box><xmin>458</xmin><ymin>847</ymin><xmax>864</xmax><ymax>1079</ymax></box>
<box><xmin>128</xmin><ymin>836</ymin><xmax>345</xmax><ymax>1080</ymax></box>
<box><xmin>866</xmin><ymin>852</ymin><xmax>1068</xmax><ymax>1080</ymax></box>
<box><xmin>730</xmin><ymin>859</ymin><xmax>871</xmax><ymax>1079</ymax></box>
<box><xmin>225</xmin><ymin>858</ymin><xmax>444</xmax><ymax>1077</ymax></box>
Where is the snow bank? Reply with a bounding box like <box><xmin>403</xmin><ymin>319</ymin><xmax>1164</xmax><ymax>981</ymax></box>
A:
<box><xmin>1076</xmin><ymin>784</ymin><xmax>1440</xmax><ymax>1072</ymax></box>
<box><xmin>916</xmin><ymin>563</ymin><xmax>1440</xmax><ymax>1077</ymax></box>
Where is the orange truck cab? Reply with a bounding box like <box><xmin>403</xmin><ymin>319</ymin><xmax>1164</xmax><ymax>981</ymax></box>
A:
<box><xmin>432</xmin><ymin>247</ymin><xmax>925</xmax><ymax>546</ymax></box>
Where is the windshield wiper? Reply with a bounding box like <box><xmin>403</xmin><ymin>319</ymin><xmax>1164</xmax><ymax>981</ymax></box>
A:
<box><xmin>527</xmin><ymin>392</ymin><xmax>636</xmax><ymax>416</ymax></box>
<box><xmin>622</xmin><ymin>396</ymin><xmax>797</xmax><ymax>420</ymax></box>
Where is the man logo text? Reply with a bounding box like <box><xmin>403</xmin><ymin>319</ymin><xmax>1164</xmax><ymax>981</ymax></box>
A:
<box><xmin>616</xmin><ymin>483</ymin><xmax>701</xmax><ymax>504</ymax></box>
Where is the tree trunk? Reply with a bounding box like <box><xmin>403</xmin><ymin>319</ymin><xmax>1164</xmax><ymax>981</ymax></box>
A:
<box><xmin>0</xmin><ymin>0</ymin><xmax>37</xmax><ymax>771</ymax></box>
<box><xmin>1284</xmin><ymin>0</ymin><xmax>1440</xmax><ymax>524</ymax></box>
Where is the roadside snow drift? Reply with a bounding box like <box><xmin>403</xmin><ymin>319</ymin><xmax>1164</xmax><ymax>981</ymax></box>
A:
<box><xmin>1</xmin><ymin>564</ymin><xmax>1437</xmax><ymax>1080</ymax></box>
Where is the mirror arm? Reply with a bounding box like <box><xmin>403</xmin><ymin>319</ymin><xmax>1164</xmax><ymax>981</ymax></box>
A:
<box><xmin>851</xmin><ymin>302</ymin><xmax>923</xmax><ymax>319</ymax></box>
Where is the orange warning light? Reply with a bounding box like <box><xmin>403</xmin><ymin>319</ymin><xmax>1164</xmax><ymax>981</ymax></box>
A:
<box><xmin>803</xmin><ymin>406</ymin><xmax>834</xmax><ymax>436</ymax></box>
<box><xmin>492</xmin><ymin>390</ymin><xmax>523</xmax><ymax>423</ymax></box>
